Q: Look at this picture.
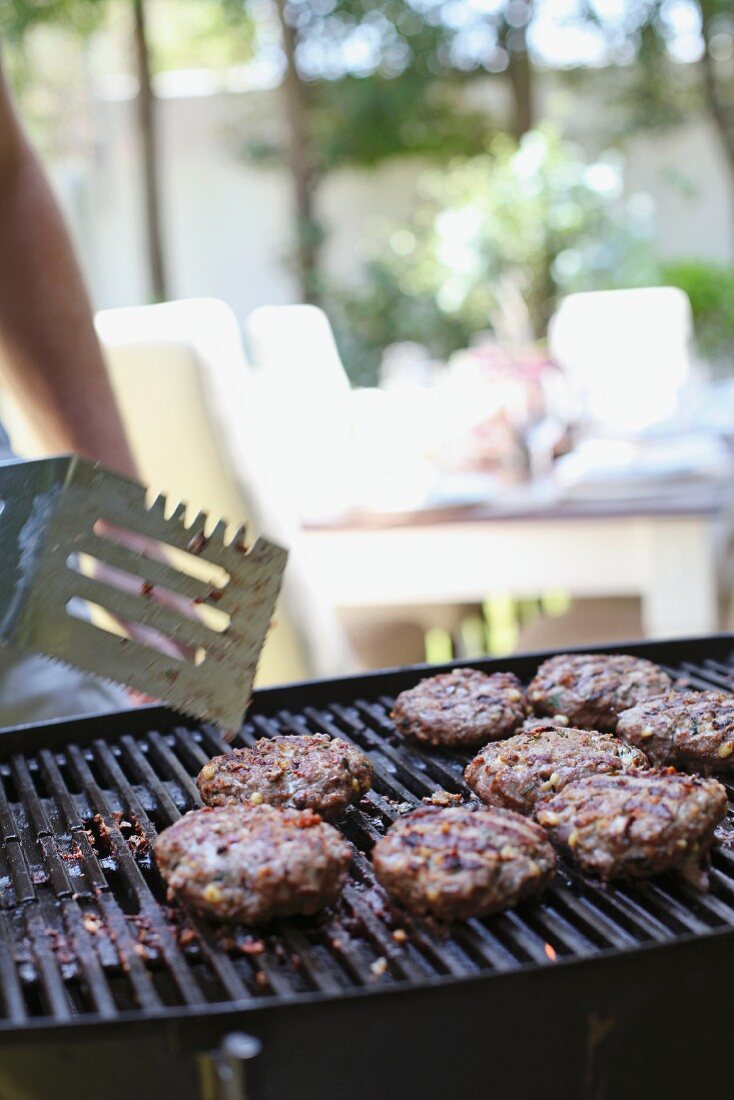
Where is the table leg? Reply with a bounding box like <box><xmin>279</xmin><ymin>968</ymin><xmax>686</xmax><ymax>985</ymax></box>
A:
<box><xmin>641</xmin><ymin>520</ymin><xmax>718</xmax><ymax>638</ymax></box>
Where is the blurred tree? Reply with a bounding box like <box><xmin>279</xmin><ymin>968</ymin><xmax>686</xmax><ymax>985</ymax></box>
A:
<box><xmin>221</xmin><ymin>0</ymin><xmax>539</xmax><ymax>301</ymax></box>
<box><xmin>498</xmin><ymin>0</ymin><xmax>535</xmax><ymax>139</ymax></box>
<box><xmin>331</xmin><ymin>129</ymin><xmax>658</xmax><ymax>384</ymax></box>
<box><xmin>273</xmin><ymin>0</ymin><xmax>321</xmax><ymax>302</ymax></box>
<box><xmin>588</xmin><ymin>1</ymin><xmax>734</xmax><ymax>227</ymax></box>
<box><xmin>132</xmin><ymin>0</ymin><xmax>167</xmax><ymax>300</ymax></box>
<box><xmin>696</xmin><ymin>0</ymin><xmax>734</xmax><ymax>195</ymax></box>
<box><xmin>1</xmin><ymin>0</ymin><xmax>168</xmax><ymax>301</ymax></box>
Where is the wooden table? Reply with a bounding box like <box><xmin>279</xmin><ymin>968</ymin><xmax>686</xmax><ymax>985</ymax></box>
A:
<box><xmin>300</xmin><ymin>487</ymin><xmax>734</xmax><ymax>639</ymax></box>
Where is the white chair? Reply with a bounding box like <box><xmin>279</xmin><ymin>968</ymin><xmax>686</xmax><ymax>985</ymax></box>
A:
<box><xmin>92</xmin><ymin>299</ymin><xmax>353</xmax><ymax>685</ymax></box>
<box><xmin>245</xmin><ymin>305</ymin><xmax>364</xmax><ymax>522</ymax></box>
<box><xmin>247</xmin><ymin>304</ymin><xmax>351</xmax><ymax>401</ymax></box>
<box><xmin>548</xmin><ymin>287</ymin><xmax>695</xmax><ymax>436</ymax></box>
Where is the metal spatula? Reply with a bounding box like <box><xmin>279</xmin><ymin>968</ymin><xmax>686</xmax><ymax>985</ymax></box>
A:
<box><xmin>0</xmin><ymin>456</ymin><xmax>287</xmax><ymax>730</ymax></box>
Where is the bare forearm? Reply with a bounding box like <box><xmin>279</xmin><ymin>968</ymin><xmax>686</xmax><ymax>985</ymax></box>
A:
<box><xmin>0</xmin><ymin>89</ymin><xmax>136</xmax><ymax>476</ymax></box>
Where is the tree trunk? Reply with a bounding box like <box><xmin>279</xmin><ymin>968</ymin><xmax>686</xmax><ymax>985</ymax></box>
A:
<box><xmin>273</xmin><ymin>0</ymin><xmax>320</xmax><ymax>302</ymax></box>
<box><xmin>132</xmin><ymin>0</ymin><xmax>167</xmax><ymax>302</ymax></box>
<box><xmin>698</xmin><ymin>5</ymin><xmax>734</xmax><ymax>222</ymax></box>
<box><xmin>504</xmin><ymin>0</ymin><xmax>535</xmax><ymax>139</ymax></box>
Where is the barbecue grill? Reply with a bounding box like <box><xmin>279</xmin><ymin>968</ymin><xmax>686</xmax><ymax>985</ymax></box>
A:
<box><xmin>2</xmin><ymin>635</ymin><xmax>734</xmax><ymax>1100</ymax></box>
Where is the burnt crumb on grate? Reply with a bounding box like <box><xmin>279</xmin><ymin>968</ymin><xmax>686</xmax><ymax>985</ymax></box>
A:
<box><xmin>213</xmin><ymin>926</ymin><xmax>266</xmax><ymax>957</ymax></box>
<box><xmin>175</xmin><ymin>925</ymin><xmax>196</xmax><ymax>951</ymax></box>
<box><xmin>90</xmin><ymin>812</ymin><xmax>150</xmax><ymax>859</ymax></box>
<box><xmin>715</xmin><ymin>816</ymin><xmax>734</xmax><ymax>848</ymax></box>
<box><xmin>82</xmin><ymin>912</ymin><xmax>104</xmax><ymax>936</ymax></box>
<box><xmin>59</xmin><ymin>841</ymin><xmax>84</xmax><ymax>864</ymax></box>
<box><xmin>158</xmin><ymin>906</ymin><xmax>199</xmax><ymax>954</ymax></box>
<box><xmin>159</xmin><ymin>905</ymin><xmax>268</xmax><ymax>961</ymax></box>
<box><xmin>12</xmin><ymin>936</ymin><xmax>33</xmax><ymax>972</ymax></box>
<box><xmin>125</xmin><ymin>914</ymin><xmax>162</xmax><ymax>960</ymax></box>
<box><xmin>43</xmin><ymin>927</ymin><xmax>75</xmax><ymax>968</ymax></box>
<box><xmin>422</xmin><ymin>789</ymin><xmax>463</xmax><ymax>808</ymax></box>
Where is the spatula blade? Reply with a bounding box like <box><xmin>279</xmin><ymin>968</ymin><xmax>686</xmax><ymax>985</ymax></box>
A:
<box><xmin>0</xmin><ymin>457</ymin><xmax>287</xmax><ymax>730</ymax></box>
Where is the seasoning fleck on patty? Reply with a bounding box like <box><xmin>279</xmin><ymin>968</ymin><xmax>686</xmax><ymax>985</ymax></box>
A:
<box><xmin>372</xmin><ymin>805</ymin><xmax>556</xmax><ymax>920</ymax></box>
<box><xmin>617</xmin><ymin>690</ymin><xmax>734</xmax><ymax>773</ymax></box>
<box><xmin>391</xmin><ymin>669</ymin><xmax>528</xmax><ymax>748</ymax></box>
<box><xmin>537</xmin><ymin>770</ymin><xmax>727</xmax><ymax>883</ymax></box>
<box><xmin>465</xmin><ymin>726</ymin><xmax>648</xmax><ymax>816</ymax></box>
<box><xmin>519</xmin><ymin>715</ymin><xmax>570</xmax><ymax>733</ymax></box>
<box><xmin>154</xmin><ymin>804</ymin><xmax>352</xmax><ymax>924</ymax></box>
<box><xmin>197</xmin><ymin>734</ymin><xmax>373</xmax><ymax>820</ymax></box>
<box><xmin>527</xmin><ymin>653</ymin><xmax>672</xmax><ymax>731</ymax></box>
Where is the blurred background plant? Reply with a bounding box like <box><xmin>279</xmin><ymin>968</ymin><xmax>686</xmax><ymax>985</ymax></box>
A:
<box><xmin>329</xmin><ymin>128</ymin><xmax>659</xmax><ymax>385</ymax></box>
<box><xmin>662</xmin><ymin>260</ymin><xmax>734</xmax><ymax>374</ymax></box>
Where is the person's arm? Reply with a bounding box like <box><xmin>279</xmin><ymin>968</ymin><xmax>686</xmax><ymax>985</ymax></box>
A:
<box><xmin>0</xmin><ymin>59</ymin><xmax>136</xmax><ymax>477</ymax></box>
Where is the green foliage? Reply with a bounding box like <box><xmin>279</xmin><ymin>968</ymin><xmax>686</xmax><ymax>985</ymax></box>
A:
<box><xmin>0</xmin><ymin>0</ymin><xmax>105</xmax><ymax>40</ymax></box>
<box><xmin>148</xmin><ymin>1</ymin><xmax>256</xmax><ymax>72</ymax></box>
<box><xmin>662</xmin><ymin>260</ymin><xmax>734</xmax><ymax>369</ymax></box>
<box><xmin>329</xmin><ymin>128</ymin><xmax>658</xmax><ymax>384</ymax></box>
<box><xmin>235</xmin><ymin>0</ymin><xmax>498</xmax><ymax>174</ymax></box>
<box><xmin>311</xmin><ymin>74</ymin><xmax>490</xmax><ymax>171</ymax></box>
<box><xmin>328</xmin><ymin>260</ymin><xmax>473</xmax><ymax>386</ymax></box>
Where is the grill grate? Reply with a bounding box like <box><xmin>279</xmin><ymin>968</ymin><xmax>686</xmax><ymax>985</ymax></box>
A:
<box><xmin>1</xmin><ymin>636</ymin><xmax>734</xmax><ymax>1034</ymax></box>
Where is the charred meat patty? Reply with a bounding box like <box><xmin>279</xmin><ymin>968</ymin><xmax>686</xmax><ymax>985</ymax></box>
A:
<box><xmin>527</xmin><ymin>653</ymin><xmax>672</xmax><ymax>731</ymax></box>
<box><xmin>537</xmin><ymin>770</ymin><xmax>727</xmax><ymax>882</ymax></box>
<box><xmin>391</xmin><ymin>669</ymin><xmax>528</xmax><ymax>748</ymax></box>
<box><xmin>197</xmin><ymin>733</ymin><xmax>373</xmax><ymax>820</ymax></box>
<box><xmin>372</xmin><ymin>805</ymin><xmax>556</xmax><ymax>920</ymax></box>
<box><xmin>465</xmin><ymin>726</ymin><xmax>648</xmax><ymax>815</ymax></box>
<box><xmin>617</xmin><ymin>690</ymin><xmax>734</xmax><ymax>773</ymax></box>
<box><xmin>155</xmin><ymin>804</ymin><xmax>352</xmax><ymax>924</ymax></box>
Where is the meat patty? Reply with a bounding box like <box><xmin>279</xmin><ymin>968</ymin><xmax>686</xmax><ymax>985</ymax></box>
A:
<box><xmin>464</xmin><ymin>726</ymin><xmax>648</xmax><ymax>815</ymax></box>
<box><xmin>391</xmin><ymin>669</ymin><xmax>528</xmax><ymax>748</ymax></box>
<box><xmin>155</xmin><ymin>804</ymin><xmax>352</xmax><ymax>924</ymax></box>
<box><xmin>536</xmin><ymin>770</ymin><xmax>727</xmax><ymax>882</ymax></box>
<box><xmin>617</xmin><ymin>690</ymin><xmax>734</xmax><ymax>773</ymax></box>
<box><xmin>196</xmin><ymin>734</ymin><xmax>373</xmax><ymax>820</ymax></box>
<box><xmin>371</xmin><ymin>805</ymin><xmax>556</xmax><ymax>920</ymax></box>
<box><xmin>527</xmin><ymin>653</ymin><xmax>672</xmax><ymax>731</ymax></box>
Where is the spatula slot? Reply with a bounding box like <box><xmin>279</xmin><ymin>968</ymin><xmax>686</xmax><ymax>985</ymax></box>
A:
<box><xmin>64</xmin><ymin>597</ymin><xmax>210</xmax><ymax>666</ymax></box>
<box><xmin>92</xmin><ymin>520</ymin><xmax>231</xmax><ymax>590</ymax></box>
<box><xmin>66</xmin><ymin>554</ymin><xmax>231</xmax><ymax>635</ymax></box>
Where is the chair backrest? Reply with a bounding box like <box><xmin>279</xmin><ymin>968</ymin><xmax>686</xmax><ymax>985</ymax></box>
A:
<box><xmin>548</xmin><ymin>287</ymin><xmax>694</xmax><ymax>435</ymax></box>
<box><xmin>94</xmin><ymin>298</ymin><xmax>353</xmax><ymax>684</ymax></box>
<box><xmin>245</xmin><ymin>304</ymin><xmax>358</xmax><ymax>521</ymax></box>
<box><xmin>246</xmin><ymin>304</ymin><xmax>351</xmax><ymax>399</ymax></box>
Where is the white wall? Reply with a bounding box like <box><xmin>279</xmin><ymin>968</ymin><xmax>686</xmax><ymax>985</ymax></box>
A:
<box><xmin>624</xmin><ymin>123</ymin><xmax>734</xmax><ymax>264</ymax></box>
<box><xmin>48</xmin><ymin>77</ymin><xmax>734</xmax><ymax>334</ymax></box>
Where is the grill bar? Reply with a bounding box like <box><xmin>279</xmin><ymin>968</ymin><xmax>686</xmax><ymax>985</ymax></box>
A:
<box><xmin>0</xmin><ymin>635</ymin><xmax>731</xmax><ymax>1035</ymax></box>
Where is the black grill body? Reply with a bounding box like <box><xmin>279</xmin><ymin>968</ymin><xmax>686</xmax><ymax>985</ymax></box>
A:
<box><xmin>1</xmin><ymin>635</ymin><xmax>734</xmax><ymax>1100</ymax></box>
